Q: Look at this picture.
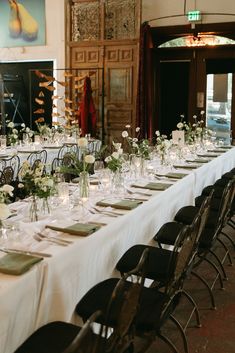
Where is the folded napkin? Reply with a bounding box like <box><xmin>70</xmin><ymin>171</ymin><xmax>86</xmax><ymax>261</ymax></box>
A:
<box><xmin>207</xmin><ymin>149</ymin><xmax>226</xmax><ymax>153</ymax></box>
<box><xmin>173</xmin><ymin>164</ymin><xmax>199</xmax><ymax>169</ymax></box>
<box><xmin>46</xmin><ymin>222</ymin><xmax>100</xmax><ymax>236</ymax></box>
<box><xmin>96</xmin><ymin>199</ymin><xmax>141</xmax><ymax>210</ymax></box>
<box><xmin>197</xmin><ymin>154</ymin><xmax>219</xmax><ymax>158</ymax></box>
<box><xmin>0</xmin><ymin>253</ymin><xmax>42</xmax><ymax>275</ymax></box>
<box><xmin>187</xmin><ymin>158</ymin><xmax>210</xmax><ymax>164</ymax></box>
<box><xmin>220</xmin><ymin>145</ymin><xmax>233</xmax><ymax>149</ymax></box>
<box><xmin>132</xmin><ymin>182</ymin><xmax>172</xmax><ymax>191</ymax></box>
<box><xmin>165</xmin><ymin>172</ymin><xmax>187</xmax><ymax>179</ymax></box>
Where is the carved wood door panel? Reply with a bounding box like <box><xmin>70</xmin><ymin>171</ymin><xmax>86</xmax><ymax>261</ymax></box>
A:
<box><xmin>104</xmin><ymin>43</ymin><xmax>138</xmax><ymax>144</ymax></box>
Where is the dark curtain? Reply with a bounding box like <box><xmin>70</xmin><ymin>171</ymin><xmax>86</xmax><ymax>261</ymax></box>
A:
<box><xmin>79</xmin><ymin>76</ymin><xmax>97</xmax><ymax>136</ymax></box>
<box><xmin>136</xmin><ymin>23</ymin><xmax>154</xmax><ymax>139</ymax></box>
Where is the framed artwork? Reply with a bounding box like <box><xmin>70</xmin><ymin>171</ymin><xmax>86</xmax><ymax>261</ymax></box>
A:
<box><xmin>0</xmin><ymin>0</ymin><xmax>45</xmax><ymax>47</ymax></box>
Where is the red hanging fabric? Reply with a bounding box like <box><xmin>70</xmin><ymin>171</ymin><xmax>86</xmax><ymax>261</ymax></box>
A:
<box><xmin>79</xmin><ymin>76</ymin><xmax>97</xmax><ymax>136</ymax></box>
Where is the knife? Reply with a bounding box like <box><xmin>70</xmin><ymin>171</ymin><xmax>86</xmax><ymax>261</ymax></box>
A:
<box><xmin>0</xmin><ymin>247</ymin><xmax>52</xmax><ymax>258</ymax></box>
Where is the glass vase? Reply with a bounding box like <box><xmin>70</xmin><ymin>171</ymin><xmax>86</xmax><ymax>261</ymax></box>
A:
<box><xmin>111</xmin><ymin>169</ymin><xmax>123</xmax><ymax>192</ymax></box>
<box><xmin>79</xmin><ymin>171</ymin><xmax>90</xmax><ymax>200</ymax></box>
<box><xmin>41</xmin><ymin>197</ymin><xmax>50</xmax><ymax>216</ymax></box>
<box><xmin>29</xmin><ymin>195</ymin><xmax>38</xmax><ymax>222</ymax></box>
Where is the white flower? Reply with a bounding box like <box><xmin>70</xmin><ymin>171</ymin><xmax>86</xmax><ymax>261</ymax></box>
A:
<box><xmin>7</xmin><ymin>122</ymin><xmax>14</xmax><ymax>128</ymax></box>
<box><xmin>136</xmin><ymin>127</ymin><xmax>140</xmax><ymax>132</ymax></box>
<box><xmin>117</xmin><ymin>148</ymin><xmax>123</xmax><ymax>155</ymax></box>
<box><xmin>112</xmin><ymin>152</ymin><xmax>119</xmax><ymax>159</ymax></box>
<box><xmin>125</xmin><ymin>124</ymin><xmax>131</xmax><ymax>128</ymax></box>
<box><xmin>132</xmin><ymin>138</ymin><xmax>138</xmax><ymax>142</ymax></box>
<box><xmin>13</xmin><ymin>134</ymin><xmax>18</xmax><ymax>139</ymax></box>
<box><xmin>12</xmin><ymin>129</ymin><xmax>18</xmax><ymax>134</ymax></box>
<box><xmin>1</xmin><ymin>184</ymin><xmax>14</xmax><ymax>197</ymax></box>
<box><xmin>193</xmin><ymin>115</ymin><xmax>197</xmax><ymax>119</ymax></box>
<box><xmin>105</xmin><ymin>156</ymin><xmax>112</xmax><ymax>163</ymax></box>
<box><xmin>0</xmin><ymin>203</ymin><xmax>11</xmax><ymax>221</ymax></box>
<box><xmin>180</xmin><ymin>114</ymin><xmax>185</xmax><ymax>118</ymax></box>
<box><xmin>122</xmin><ymin>131</ymin><xmax>128</xmax><ymax>138</ymax></box>
<box><xmin>177</xmin><ymin>122</ymin><xmax>184</xmax><ymax>129</ymax></box>
<box><xmin>18</xmin><ymin>183</ymin><xmax>24</xmax><ymax>189</ymax></box>
<box><xmin>155</xmin><ymin>130</ymin><xmax>160</xmax><ymax>136</ymax></box>
<box><xmin>26</xmin><ymin>127</ymin><xmax>30</xmax><ymax>133</ymax></box>
<box><xmin>200</xmin><ymin>110</ymin><xmax>205</xmax><ymax>115</ymax></box>
<box><xmin>77</xmin><ymin>137</ymin><xmax>88</xmax><ymax>148</ymax></box>
<box><xmin>84</xmin><ymin>155</ymin><xmax>95</xmax><ymax>164</ymax></box>
<box><xmin>132</xmin><ymin>142</ymin><xmax>138</xmax><ymax>148</ymax></box>
<box><xmin>21</xmin><ymin>123</ymin><xmax>26</xmax><ymax>128</ymax></box>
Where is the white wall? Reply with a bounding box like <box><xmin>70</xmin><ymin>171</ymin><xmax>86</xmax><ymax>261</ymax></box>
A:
<box><xmin>0</xmin><ymin>0</ymin><xmax>65</xmax><ymax>69</ymax></box>
<box><xmin>143</xmin><ymin>0</ymin><xmax>235</xmax><ymax>27</ymax></box>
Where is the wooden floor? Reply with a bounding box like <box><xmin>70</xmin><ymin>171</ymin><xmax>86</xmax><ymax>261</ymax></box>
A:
<box><xmin>134</xmin><ymin>223</ymin><xmax>235</xmax><ymax>353</ymax></box>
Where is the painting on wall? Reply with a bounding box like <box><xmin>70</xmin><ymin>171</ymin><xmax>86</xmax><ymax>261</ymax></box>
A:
<box><xmin>0</xmin><ymin>0</ymin><xmax>45</xmax><ymax>47</ymax></box>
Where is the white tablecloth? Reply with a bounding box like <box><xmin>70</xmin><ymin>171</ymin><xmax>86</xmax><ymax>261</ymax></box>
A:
<box><xmin>0</xmin><ymin>148</ymin><xmax>234</xmax><ymax>353</ymax></box>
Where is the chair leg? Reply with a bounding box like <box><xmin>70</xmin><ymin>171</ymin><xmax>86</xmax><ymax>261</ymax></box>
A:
<box><xmin>217</xmin><ymin>237</ymin><xmax>233</xmax><ymax>265</ymax></box>
<box><xmin>221</xmin><ymin>230</ymin><xmax>235</xmax><ymax>250</ymax></box>
<box><xmin>198</xmin><ymin>255</ymin><xmax>224</xmax><ymax>289</ymax></box>
<box><xmin>208</xmin><ymin>249</ymin><xmax>228</xmax><ymax>280</ymax></box>
<box><xmin>181</xmin><ymin>289</ymin><xmax>202</xmax><ymax>328</ymax></box>
<box><xmin>170</xmin><ymin>315</ymin><xmax>189</xmax><ymax>353</ymax></box>
<box><xmin>157</xmin><ymin>333</ymin><xmax>180</xmax><ymax>353</ymax></box>
<box><xmin>191</xmin><ymin>270</ymin><xmax>216</xmax><ymax>310</ymax></box>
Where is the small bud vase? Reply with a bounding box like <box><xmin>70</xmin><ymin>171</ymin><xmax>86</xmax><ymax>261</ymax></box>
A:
<box><xmin>79</xmin><ymin>171</ymin><xmax>90</xmax><ymax>199</ymax></box>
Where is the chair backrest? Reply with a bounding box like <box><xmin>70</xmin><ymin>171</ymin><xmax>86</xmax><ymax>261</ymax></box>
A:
<box><xmin>27</xmin><ymin>150</ymin><xmax>47</xmax><ymax>167</ymax></box>
<box><xmin>103</xmin><ymin>249</ymin><xmax>149</xmax><ymax>353</ymax></box>
<box><xmin>62</xmin><ymin>311</ymin><xmax>104</xmax><ymax>353</ymax></box>
<box><xmin>58</xmin><ymin>144</ymin><xmax>79</xmax><ymax>159</ymax></box>
<box><xmin>0</xmin><ymin>155</ymin><xmax>20</xmax><ymax>181</ymax></box>
<box><xmin>1</xmin><ymin>166</ymin><xmax>14</xmax><ymax>185</ymax></box>
<box><xmin>51</xmin><ymin>157</ymin><xmax>63</xmax><ymax>175</ymax></box>
<box><xmin>217</xmin><ymin>178</ymin><xmax>235</xmax><ymax>231</ymax></box>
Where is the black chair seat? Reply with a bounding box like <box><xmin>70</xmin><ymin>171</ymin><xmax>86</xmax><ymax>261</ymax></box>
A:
<box><xmin>15</xmin><ymin>321</ymin><xmax>80</xmax><ymax>353</ymax></box>
<box><xmin>116</xmin><ymin>245</ymin><xmax>175</xmax><ymax>281</ymax></box>
<box><xmin>75</xmin><ymin>278</ymin><xmax>176</xmax><ymax>333</ymax></box>
<box><xmin>174</xmin><ymin>206</ymin><xmax>198</xmax><ymax>224</ymax></box>
<box><xmin>76</xmin><ymin>278</ymin><xmax>120</xmax><ymax>324</ymax></box>
<box><xmin>154</xmin><ymin>221</ymin><xmax>185</xmax><ymax>245</ymax></box>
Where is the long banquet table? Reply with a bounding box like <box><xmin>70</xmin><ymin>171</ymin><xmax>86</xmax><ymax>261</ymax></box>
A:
<box><xmin>1</xmin><ymin>148</ymin><xmax>235</xmax><ymax>353</ymax></box>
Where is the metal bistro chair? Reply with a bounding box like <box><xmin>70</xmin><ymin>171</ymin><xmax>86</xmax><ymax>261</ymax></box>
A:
<box><xmin>27</xmin><ymin>150</ymin><xmax>47</xmax><ymax>170</ymax></box>
<box><xmin>14</xmin><ymin>311</ymin><xmax>105</xmax><ymax>353</ymax></box>
<box><xmin>58</xmin><ymin>144</ymin><xmax>79</xmax><ymax>160</ymax></box>
<box><xmin>0</xmin><ymin>155</ymin><xmax>20</xmax><ymax>184</ymax></box>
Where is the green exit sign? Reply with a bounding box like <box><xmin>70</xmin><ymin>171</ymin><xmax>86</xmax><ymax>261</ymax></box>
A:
<box><xmin>187</xmin><ymin>10</ymin><xmax>201</xmax><ymax>21</ymax></box>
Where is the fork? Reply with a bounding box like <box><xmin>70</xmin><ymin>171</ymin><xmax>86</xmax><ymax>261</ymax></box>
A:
<box><xmin>34</xmin><ymin>234</ymin><xmax>68</xmax><ymax>246</ymax></box>
<box><xmin>91</xmin><ymin>206</ymin><xmax>120</xmax><ymax>217</ymax></box>
<box><xmin>37</xmin><ymin>232</ymin><xmax>73</xmax><ymax>245</ymax></box>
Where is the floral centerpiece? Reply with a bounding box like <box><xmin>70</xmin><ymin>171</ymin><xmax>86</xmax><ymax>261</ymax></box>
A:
<box><xmin>155</xmin><ymin>131</ymin><xmax>171</xmax><ymax>164</ymax></box>
<box><xmin>0</xmin><ymin>184</ymin><xmax>14</xmax><ymax>227</ymax></box>
<box><xmin>177</xmin><ymin>112</ymin><xmax>212</xmax><ymax>144</ymax></box>
<box><xmin>77</xmin><ymin>137</ymin><xmax>95</xmax><ymax>199</ymax></box>
<box><xmin>19</xmin><ymin>161</ymin><xmax>55</xmax><ymax>221</ymax></box>
<box><xmin>35</xmin><ymin>118</ymin><xmax>52</xmax><ymax>141</ymax></box>
<box><xmin>20</xmin><ymin>123</ymin><xmax>34</xmax><ymax>143</ymax></box>
<box><xmin>121</xmin><ymin>125</ymin><xmax>150</xmax><ymax>159</ymax></box>
<box><xmin>7</xmin><ymin>121</ymin><xmax>19</xmax><ymax>146</ymax></box>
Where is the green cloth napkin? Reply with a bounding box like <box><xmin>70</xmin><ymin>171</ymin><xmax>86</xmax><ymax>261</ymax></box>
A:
<box><xmin>0</xmin><ymin>253</ymin><xmax>42</xmax><ymax>275</ymax></box>
<box><xmin>221</xmin><ymin>146</ymin><xmax>233</xmax><ymax>149</ymax></box>
<box><xmin>132</xmin><ymin>182</ymin><xmax>172</xmax><ymax>191</ymax></box>
<box><xmin>46</xmin><ymin>222</ymin><xmax>100</xmax><ymax>236</ymax></box>
<box><xmin>187</xmin><ymin>158</ymin><xmax>210</xmax><ymax>163</ymax></box>
<box><xmin>165</xmin><ymin>172</ymin><xmax>187</xmax><ymax>179</ymax></box>
<box><xmin>173</xmin><ymin>164</ymin><xmax>198</xmax><ymax>169</ymax></box>
<box><xmin>207</xmin><ymin>149</ymin><xmax>226</xmax><ymax>153</ymax></box>
<box><xmin>197</xmin><ymin>154</ymin><xmax>219</xmax><ymax>158</ymax></box>
<box><xmin>96</xmin><ymin>199</ymin><xmax>141</xmax><ymax>210</ymax></box>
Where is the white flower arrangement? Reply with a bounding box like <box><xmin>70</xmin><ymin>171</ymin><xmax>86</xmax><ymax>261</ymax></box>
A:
<box><xmin>0</xmin><ymin>184</ymin><xmax>14</xmax><ymax>221</ymax></box>
<box><xmin>77</xmin><ymin>137</ymin><xmax>88</xmax><ymax>148</ymax></box>
<box><xmin>7</xmin><ymin>121</ymin><xmax>19</xmax><ymax>145</ymax></box>
<box><xmin>121</xmin><ymin>125</ymin><xmax>150</xmax><ymax>158</ymax></box>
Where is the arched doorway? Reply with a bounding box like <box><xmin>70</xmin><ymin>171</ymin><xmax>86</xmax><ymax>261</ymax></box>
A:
<box><xmin>152</xmin><ymin>22</ymin><xmax>235</xmax><ymax>143</ymax></box>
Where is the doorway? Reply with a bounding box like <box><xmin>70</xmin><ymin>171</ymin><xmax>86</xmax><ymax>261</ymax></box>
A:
<box><xmin>159</xmin><ymin>60</ymin><xmax>190</xmax><ymax>137</ymax></box>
